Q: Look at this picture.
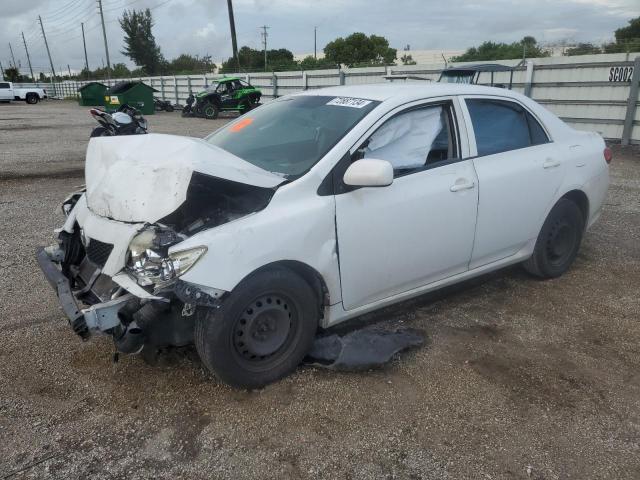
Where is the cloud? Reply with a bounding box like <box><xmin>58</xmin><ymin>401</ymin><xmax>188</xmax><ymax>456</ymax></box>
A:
<box><xmin>1</xmin><ymin>0</ymin><xmax>638</xmax><ymax>75</ymax></box>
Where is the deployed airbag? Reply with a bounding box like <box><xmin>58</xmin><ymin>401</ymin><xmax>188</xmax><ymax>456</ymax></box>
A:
<box><xmin>364</xmin><ymin>106</ymin><xmax>443</xmax><ymax>169</ymax></box>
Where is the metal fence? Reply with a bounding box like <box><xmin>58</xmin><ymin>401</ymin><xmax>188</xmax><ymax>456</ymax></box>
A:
<box><xmin>16</xmin><ymin>52</ymin><xmax>640</xmax><ymax>144</ymax></box>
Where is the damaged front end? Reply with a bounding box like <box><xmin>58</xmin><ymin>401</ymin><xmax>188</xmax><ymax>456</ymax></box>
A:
<box><xmin>37</xmin><ymin>135</ymin><xmax>284</xmax><ymax>355</ymax></box>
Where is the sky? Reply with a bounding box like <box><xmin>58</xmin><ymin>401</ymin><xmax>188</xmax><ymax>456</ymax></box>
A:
<box><xmin>2</xmin><ymin>0</ymin><xmax>639</xmax><ymax>75</ymax></box>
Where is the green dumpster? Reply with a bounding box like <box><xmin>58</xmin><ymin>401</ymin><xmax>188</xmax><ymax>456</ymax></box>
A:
<box><xmin>78</xmin><ymin>82</ymin><xmax>108</xmax><ymax>106</ymax></box>
<box><xmin>104</xmin><ymin>81</ymin><xmax>157</xmax><ymax>115</ymax></box>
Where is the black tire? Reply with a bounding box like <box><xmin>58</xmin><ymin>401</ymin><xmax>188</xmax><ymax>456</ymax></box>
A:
<box><xmin>203</xmin><ymin>102</ymin><xmax>219</xmax><ymax>119</ymax></box>
<box><xmin>523</xmin><ymin>198</ymin><xmax>585</xmax><ymax>279</ymax></box>
<box><xmin>26</xmin><ymin>93</ymin><xmax>39</xmax><ymax>104</ymax></box>
<box><xmin>195</xmin><ymin>267</ymin><xmax>319</xmax><ymax>389</ymax></box>
<box><xmin>90</xmin><ymin>126</ymin><xmax>113</xmax><ymax>137</ymax></box>
<box><xmin>166</xmin><ymin>104</ymin><xmax>175</xmax><ymax>112</ymax></box>
<box><xmin>238</xmin><ymin>99</ymin><xmax>252</xmax><ymax>114</ymax></box>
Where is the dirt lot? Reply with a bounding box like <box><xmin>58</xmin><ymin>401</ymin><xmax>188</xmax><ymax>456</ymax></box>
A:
<box><xmin>1</xmin><ymin>100</ymin><xmax>639</xmax><ymax>479</ymax></box>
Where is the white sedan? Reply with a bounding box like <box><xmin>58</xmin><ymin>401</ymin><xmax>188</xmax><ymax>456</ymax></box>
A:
<box><xmin>38</xmin><ymin>84</ymin><xmax>610</xmax><ymax>388</ymax></box>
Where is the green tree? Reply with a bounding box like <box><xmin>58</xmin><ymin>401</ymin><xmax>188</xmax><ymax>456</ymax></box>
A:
<box><xmin>565</xmin><ymin>43</ymin><xmax>602</xmax><ymax>56</ymax></box>
<box><xmin>119</xmin><ymin>8</ymin><xmax>165</xmax><ymax>75</ymax></box>
<box><xmin>452</xmin><ymin>37</ymin><xmax>549</xmax><ymax>62</ymax></box>
<box><xmin>400</xmin><ymin>54</ymin><xmax>417</xmax><ymax>65</ymax></box>
<box><xmin>615</xmin><ymin>16</ymin><xmax>640</xmax><ymax>44</ymax></box>
<box><xmin>299</xmin><ymin>55</ymin><xmax>336</xmax><ymax>70</ymax></box>
<box><xmin>167</xmin><ymin>54</ymin><xmax>216</xmax><ymax>74</ymax></box>
<box><xmin>220</xmin><ymin>46</ymin><xmax>297</xmax><ymax>72</ymax></box>
<box><xmin>111</xmin><ymin>63</ymin><xmax>131</xmax><ymax>78</ymax></box>
<box><xmin>323</xmin><ymin>32</ymin><xmax>397</xmax><ymax>66</ymax></box>
<box><xmin>603</xmin><ymin>16</ymin><xmax>640</xmax><ymax>53</ymax></box>
<box><xmin>4</xmin><ymin>66</ymin><xmax>29</xmax><ymax>82</ymax></box>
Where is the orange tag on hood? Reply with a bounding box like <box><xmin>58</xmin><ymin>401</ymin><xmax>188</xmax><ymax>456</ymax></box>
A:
<box><xmin>230</xmin><ymin>117</ymin><xmax>254</xmax><ymax>132</ymax></box>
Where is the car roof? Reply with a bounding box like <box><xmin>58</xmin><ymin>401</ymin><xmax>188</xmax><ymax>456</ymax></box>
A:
<box><xmin>294</xmin><ymin>83</ymin><xmax>522</xmax><ymax>103</ymax></box>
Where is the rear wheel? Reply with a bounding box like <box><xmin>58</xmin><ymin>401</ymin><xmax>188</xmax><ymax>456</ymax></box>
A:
<box><xmin>523</xmin><ymin>198</ymin><xmax>585</xmax><ymax>279</ymax></box>
<box><xmin>90</xmin><ymin>126</ymin><xmax>113</xmax><ymax>137</ymax></box>
<box><xmin>195</xmin><ymin>267</ymin><xmax>319</xmax><ymax>389</ymax></box>
<box><xmin>26</xmin><ymin>93</ymin><xmax>39</xmax><ymax>104</ymax></box>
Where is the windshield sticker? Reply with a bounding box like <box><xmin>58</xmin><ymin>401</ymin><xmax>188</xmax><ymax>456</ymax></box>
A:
<box><xmin>326</xmin><ymin>97</ymin><xmax>372</xmax><ymax>108</ymax></box>
<box><xmin>230</xmin><ymin>117</ymin><xmax>254</xmax><ymax>132</ymax></box>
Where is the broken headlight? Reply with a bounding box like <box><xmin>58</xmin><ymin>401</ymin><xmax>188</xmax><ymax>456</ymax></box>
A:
<box><xmin>127</xmin><ymin>226</ymin><xmax>206</xmax><ymax>287</ymax></box>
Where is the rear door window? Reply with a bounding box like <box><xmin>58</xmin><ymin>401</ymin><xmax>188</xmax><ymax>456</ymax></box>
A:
<box><xmin>466</xmin><ymin>99</ymin><xmax>534</xmax><ymax>156</ymax></box>
<box><xmin>0</xmin><ymin>83</ymin><xmax>10</xmax><ymax>89</ymax></box>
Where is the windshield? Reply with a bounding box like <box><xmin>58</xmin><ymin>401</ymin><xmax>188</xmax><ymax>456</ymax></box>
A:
<box><xmin>205</xmin><ymin>95</ymin><xmax>380</xmax><ymax>177</ymax></box>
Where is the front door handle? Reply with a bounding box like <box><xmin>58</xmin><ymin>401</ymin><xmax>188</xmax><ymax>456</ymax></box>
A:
<box><xmin>543</xmin><ymin>158</ymin><xmax>561</xmax><ymax>169</ymax></box>
<box><xmin>450</xmin><ymin>179</ymin><xmax>475</xmax><ymax>192</ymax></box>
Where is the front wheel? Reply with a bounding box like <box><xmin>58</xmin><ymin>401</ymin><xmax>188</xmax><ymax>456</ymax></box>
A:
<box><xmin>523</xmin><ymin>198</ymin><xmax>585</xmax><ymax>279</ymax></box>
<box><xmin>202</xmin><ymin>102</ymin><xmax>219</xmax><ymax>119</ymax></box>
<box><xmin>90</xmin><ymin>126</ymin><xmax>114</xmax><ymax>137</ymax></box>
<box><xmin>195</xmin><ymin>267</ymin><xmax>319</xmax><ymax>389</ymax></box>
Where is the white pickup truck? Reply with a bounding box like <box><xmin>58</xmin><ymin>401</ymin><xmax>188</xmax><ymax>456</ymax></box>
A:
<box><xmin>0</xmin><ymin>81</ymin><xmax>47</xmax><ymax>104</ymax></box>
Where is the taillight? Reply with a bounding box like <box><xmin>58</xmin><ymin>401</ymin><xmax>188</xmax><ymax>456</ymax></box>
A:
<box><xmin>603</xmin><ymin>147</ymin><xmax>613</xmax><ymax>164</ymax></box>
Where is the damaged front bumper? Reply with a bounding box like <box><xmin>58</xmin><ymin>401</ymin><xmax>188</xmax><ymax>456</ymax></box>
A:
<box><xmin>37</xmin><ymin>193</ymin><xmax>228</xmax><ymax>349</ymax></box>
<box><xmin>36</xmin><ymin>246</ymin><xmax>136</xmax><ymax>338</ymax></box>
<box><xmin>36</xmin><ymin>243</ymin><xmax>225</xmax><ymax>347</ymax></box>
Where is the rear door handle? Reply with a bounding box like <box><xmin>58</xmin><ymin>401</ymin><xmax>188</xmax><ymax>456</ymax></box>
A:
<box><xmin>543</xmin><ymin>158</ymin><xmax>561</xmax><ymax>169</ymax></box>
<box><xmin>450</xmin><ymin>179</ymin><xmax>475</xmax><ymax>192</ymax></box>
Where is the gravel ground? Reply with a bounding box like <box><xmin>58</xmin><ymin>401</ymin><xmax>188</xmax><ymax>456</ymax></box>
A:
<box><xmin>1</xmin><ymin>100</ymin><xmax>639</xmax><ymax>480</ymax></box>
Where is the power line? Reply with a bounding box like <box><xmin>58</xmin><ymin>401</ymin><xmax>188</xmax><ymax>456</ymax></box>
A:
<box><xmin>41</xmin><ymin>0</ymin><xmax>86</xmax><ymax>22</ymax></box>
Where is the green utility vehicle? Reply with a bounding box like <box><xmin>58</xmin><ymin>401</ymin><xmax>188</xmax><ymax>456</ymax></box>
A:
<box><xmin>182</xmin><ymin>77</ymin><xmax>262</xmax><ymax>119</ymax></box>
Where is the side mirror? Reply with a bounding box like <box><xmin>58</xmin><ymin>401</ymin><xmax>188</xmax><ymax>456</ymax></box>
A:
<box><xmin>343</xmin><ymin>159</ymin><xmax>394</xmax><ymax>187</ymax></box>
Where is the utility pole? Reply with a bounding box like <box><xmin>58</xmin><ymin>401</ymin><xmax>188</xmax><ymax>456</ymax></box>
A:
<box><xmin>260</xmin><ymin>25</ymin><xmax>270</xmax><ymax>71</ymax></box>
<box><xmin>0</xmin><ymin>61</ymin><xmax>5</xmax><ymax>80</ymax></box>
<box><xmin>226</xmin><ymin>0</ymin><xmax>239</xmax><ymax>72</ymax></box>
<box><xmin>38</xmin><ymin>15</ymin><xmax>57</xmax><ymax>82</ymax></box>
<box><xmin>68</xmin><ymin>65</ymin><xmax>72</xmax><ymax>78</ymax></box>
<box><xmin>97</xmin><ymin>0</ymin><xmax>111</xmax><ymax>80</ymax></box>
<box><xmin>9</xmin><ymin>43</ymin><xmax>17</xmax><ymax>69</ymax></box>
<box><xmin>21</xmin><ymin>32</ymin><xmax>35</xmax><ymax>82</ymax></box>
<box><xmin>81</xmin><ymin>22</ymin><xmax>89</xmax><ymax>77</ymax></box>
<box><xmin>314</xmin><ymin>26</ymin><xmax>317</xmax><ymax>60</ymax></box>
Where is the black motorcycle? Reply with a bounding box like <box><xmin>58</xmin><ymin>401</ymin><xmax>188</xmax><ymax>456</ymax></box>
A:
<box><xmin>89</xmin><ymin>104</ymin><xmax>148</xmax><ymax>137</ymax></box>
<box><xmin>154</xmin><ymin>97</ymin><xmax>175</xmax><ymax>112</ymax></box>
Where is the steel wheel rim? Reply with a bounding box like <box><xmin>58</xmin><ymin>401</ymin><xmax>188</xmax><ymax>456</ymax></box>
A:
<box><xmin>546</xmin><ymin>218</ymin><xmax>576</xmax><ymax>266</ymax></box>
<box><xmin>232</xmin><ymin>294</ymin><xmax>297</xmax><ymax>367</ymax></box>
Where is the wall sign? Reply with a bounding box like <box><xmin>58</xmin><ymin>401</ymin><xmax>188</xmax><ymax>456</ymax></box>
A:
<box><xmin>609</xmin><ymin>66</ymin><xmax>634</xmax><ymax>82</ymax></box>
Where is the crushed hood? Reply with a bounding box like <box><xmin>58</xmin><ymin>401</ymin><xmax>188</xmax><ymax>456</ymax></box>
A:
<box><xmin>85</xmin><ymin>133</ymin><xmax>285</xmax><ymax>223</ymax></box>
